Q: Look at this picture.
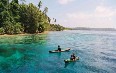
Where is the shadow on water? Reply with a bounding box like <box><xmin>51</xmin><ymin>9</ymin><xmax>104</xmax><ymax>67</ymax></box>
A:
<box><xmin>64</xmin><ymin>62</ymin><xmax>76</xmax><ymax>68</ymax></box>
<box><xmin>56</xmin><ymin>53</ymin><xmax>61</xmax><ymax>58</ymax></box>
<box><xmin>49</xmin><ymin>52</ymin><xmax>61</xmax><ymax>58</ymax></box>
<box><xmin>23</xmin><ymin>34</ymin><xmax>47</xmax><ymax>44</ymax></box>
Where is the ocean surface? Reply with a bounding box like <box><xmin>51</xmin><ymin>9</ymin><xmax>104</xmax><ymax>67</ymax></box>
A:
<box><xmin>0</xmin><ymin>30</ymin><xmax>116</xmax><ymax>73</ymax></box>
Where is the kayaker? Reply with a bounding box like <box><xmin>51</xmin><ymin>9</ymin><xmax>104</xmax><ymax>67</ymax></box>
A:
<box><xmin>58</xmin><ymin>45</ymin><xmax>61</xmax><ymax>51</ymax></box>
<box><xmin>72</xmin><ymin>53</ymin><xmax>76</xmax><ymax>60</ymax></box>
<box><xmin>70</xmin><ymin>53</ymin><xmax>76</xmax><ymax>61</ymax></box>
<box><xmin>70</xmin><ymin>55</ymin><xmax>73</xmax><ymax>60</ymax></box>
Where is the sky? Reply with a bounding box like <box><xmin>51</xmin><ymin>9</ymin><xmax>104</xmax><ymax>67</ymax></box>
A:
<box><xmin>24</xmin><ymin>0</ymin><xmax>116</xmax><ymax>28</ymax></box>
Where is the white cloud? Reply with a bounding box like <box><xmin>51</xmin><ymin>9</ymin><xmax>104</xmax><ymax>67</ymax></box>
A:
<box><xmin>94</xmin><ymin>6</ymin><xmax>115</xmax><ymax>17</ymax></box>
<box><xmin>62</xmin><ymin>6</ymin><xmax>116</xmax><ymax>28</ymax></box>
<box><xmin>67</xmin><ymin>6</ymin><xmax>116</xmax><ymax>18</ymax></box>
<box><xmin>58</xmin><ymin>0</ymin><xmax>75</xmax><ymax>5</ymax></box>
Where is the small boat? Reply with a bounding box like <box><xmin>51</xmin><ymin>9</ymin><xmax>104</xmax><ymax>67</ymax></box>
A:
<box><xmin>64</xmin><ymin>57</ymin><xmax>79</xmax><ymax>63</ymax></box>
<box><xmin>49</xmin><ymin>48</ymin><xmax>70</xmax><ymax>53</ymax></box>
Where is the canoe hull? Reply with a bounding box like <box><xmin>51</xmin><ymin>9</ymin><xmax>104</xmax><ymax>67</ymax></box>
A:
<box><xmin>64</xmin><ymin>57</ymin><xmax>79</xmax><ymax>63</ymax></box>
<box><xmin>49</xmin><ymin>48</ymin><xmax>70</xmax><ymax>53</ymax></box>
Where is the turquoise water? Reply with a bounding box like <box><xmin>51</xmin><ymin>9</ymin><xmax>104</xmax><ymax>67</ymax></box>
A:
<box><xmin>0</xmin><ymin>30</ymin><xmax>116</xmax><ymax>73</ymax></box>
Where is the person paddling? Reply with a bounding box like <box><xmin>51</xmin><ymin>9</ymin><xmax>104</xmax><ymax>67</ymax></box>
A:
<box><xmin>70</xmin><ymin>53</ymin><xmax>76</xmax><ymax>61</ymax></box>
<box><xmin>58</xmin><ymin>45</ymin><xmax>61</xmax><ymax>51</ymax></box>
<box><xmin>70</xmin><ymin>55</ymin><xmax>73</xmax><ymax>60</ymax></box>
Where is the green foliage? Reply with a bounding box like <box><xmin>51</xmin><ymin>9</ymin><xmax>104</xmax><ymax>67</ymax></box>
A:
<box><xmin>3</xmin><ymin>21</ymin><xmax>14</xmax><ymax>34</ymax></box>
<box><xmin>27</xmin><ymin>3</ymin><xmax>40</xmax><ymax>33</ymax></box>
<box><xmin>10</xmin><ymin>0</ymin><xmax>20</xmax><ymax>22</ymax></box>
<box><xmin>0</xmin><ymin>0</ymin><xmax>65</xmax><ymax>35</ymax></box>
<box><xmin>14</xmin><ymin>22</ymin><xmax>23</xmax><ymax>34</ymax></box>
<box><xmin>1</xmin><ymin>11</ymin><xmax>11</xmax><ymax>22</ymax></box>
<box><xmin>50</xmin><ymin>24</ymin><xmax>64</xmax><ymax>31</ymax></box>
<box><xmin>19</xmin><ymin>4</ymin><xmax>28</xmax><ymax>31</ymax></box>
<box><xmin>38</xmin><ymin>24</ymin><xmax>44</xmax><ymax>33</ymax></box>
<box><xmin>0</xmin><ymin>0</ymin><xmax>9</xmax><ymax>27</ymax></box>
<box><xmin>20</xmin><ymin>3</ymin><xmax>41</xmax><ymax>33</ymax></box>
<box><xmin>0</xmin><ymin>27</ymin><xmax>5</xmax><ymax>35</ymax></box>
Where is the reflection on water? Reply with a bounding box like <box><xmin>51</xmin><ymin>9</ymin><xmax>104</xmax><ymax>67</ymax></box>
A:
<box><xmin>0</xmin><ymin>34</ymin><xmax>47</xmax><ymax>72</ymax></box>
<box><xmin>0</xmin><ymin>34</ymin><xmax>47</xmax><ymax>44</ymax></box>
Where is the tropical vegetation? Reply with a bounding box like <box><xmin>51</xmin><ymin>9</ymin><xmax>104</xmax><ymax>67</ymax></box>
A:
<box><xmin>0</xmin><ymin>0</ymin><xmax>65</xmax><ymax>34</ymax></box>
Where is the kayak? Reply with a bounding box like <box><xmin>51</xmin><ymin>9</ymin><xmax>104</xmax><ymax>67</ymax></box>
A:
<box><xmin>64</xmin><ymin>57</ymin><xmax>79</xmax><ymax>63</ymax></box>
<box><xmin>49</xmin><ymin>48</ymin><xmax>70</xmax><ymax>53</ymax></box>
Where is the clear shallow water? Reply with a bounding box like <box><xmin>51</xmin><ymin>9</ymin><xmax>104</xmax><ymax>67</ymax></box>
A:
<box><xmin>0</xmin><ymin>30</ymin><xmax>116</xmax><ymax>73</ymax></box>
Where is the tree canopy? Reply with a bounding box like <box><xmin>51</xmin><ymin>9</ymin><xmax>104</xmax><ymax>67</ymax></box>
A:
<box><xmin>0</xmin><ymin>0</ymin><xmax>65</xmax><ymax>34</ymax></box>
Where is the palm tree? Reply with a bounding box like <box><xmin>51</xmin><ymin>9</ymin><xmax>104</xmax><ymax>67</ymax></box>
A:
<box><xmin>54</xmin><ymin>19</ymin><xmax>56</xmax><ymax>22</ymax></box>
<box><xmin>52</xmin><ymin>18</ymin><xmax>56</xmax><ymax>24</ymax></box>
<box><xmin>38</xmin><ymin>1</ymin><xmax>42</xmax><ymax>9</ymax></box>
<box><xmin>48</xmin><ymin>17</ymin><xmax>51</xmax><ymax>23</ymax></box>
<box><xmin>43</xmin><ymin>7</ymin><xmax>48</xmax><ymax>14</ymax></box>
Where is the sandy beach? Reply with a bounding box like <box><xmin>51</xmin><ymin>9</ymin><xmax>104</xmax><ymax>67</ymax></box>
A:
<box><xmin>0</xmin><ymin>31</ymin><xmax>49</xmax><ymax>37</ymax></box>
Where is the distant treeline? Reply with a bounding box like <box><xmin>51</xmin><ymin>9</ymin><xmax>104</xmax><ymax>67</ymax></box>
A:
<box><xmin>0</xmin><ymin>0</ymin><xmax>65</xmax><ymax>34</ymax></box>
<box><xmin>71</xmin><ymin>27</ymin><xmax>116</xmax><ymax>31</ymax></box>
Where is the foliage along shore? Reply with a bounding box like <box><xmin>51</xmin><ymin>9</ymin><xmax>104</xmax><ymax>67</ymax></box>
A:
<box><xmin>0</xmin><ymin>0</ymin><xmax>65</xmax><ymax>35</ymax></box>
<box><xmin>0</xmin><ymin>31</ymin><xmax>49</xmax><ymax>37</ymax></box>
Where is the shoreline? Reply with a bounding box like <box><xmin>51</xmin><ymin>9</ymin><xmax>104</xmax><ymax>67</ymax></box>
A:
<box><xmin>0</xmin><ymin>31</ymin><xmax>49</xmax><ymax>37</ymax></box>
